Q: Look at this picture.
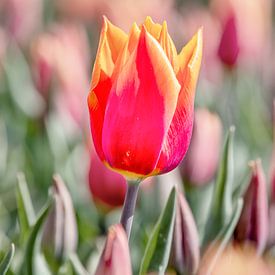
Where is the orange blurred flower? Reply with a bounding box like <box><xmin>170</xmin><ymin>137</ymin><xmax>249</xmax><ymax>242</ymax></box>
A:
<box><xmin>88</xmin><ymin>16</ymin><xmax>202</xmax><ymax>179</ymax></box>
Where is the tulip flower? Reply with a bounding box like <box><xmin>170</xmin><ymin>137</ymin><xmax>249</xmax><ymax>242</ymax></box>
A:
<box><xmin>88</xmin><ymin>150</ymin><xmax>127</xmax><ymax>211</ymax></box>
<box><xmin>88</xmin><ymin>16</ymin><xmax>202</xmax><ymax>179</ymax></box>
<box><xmin>88</xmin><ymin>16</ymin><xmax>202</xmax><ymax>238</ymax></box>
<box><xmin>172</xmin><ymin>191</ymin><xmax>200</xmax><ymax>274</ymax></box>
<box><xmin>42</xmin><ymin>175</ymin><xmax>78</xmax><ymax>263</ymax></box>
<box><xmin>180</xmin><ymin>108</ymin><xmax>222</xmax><ymax>186</ymax></box>
<box><xmin>95</xmin><ymin>224</ymin><xmax>132</xmax><ymax>275</ymax></box>
<box><xmin>234</xmin><ymin>160</ymin><xmax>269</xmax><ymax>255</ymax></box>
<box><xmin>217</xmin><ymin>14</ymin><xmax>239</xmax><ymax>67</ymax></box>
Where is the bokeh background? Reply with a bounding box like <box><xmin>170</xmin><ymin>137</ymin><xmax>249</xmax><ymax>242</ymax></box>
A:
<box><xmin>0</xmin><ymin>0</ymin><xmax>275</xmax><ymax>274</ymax></box>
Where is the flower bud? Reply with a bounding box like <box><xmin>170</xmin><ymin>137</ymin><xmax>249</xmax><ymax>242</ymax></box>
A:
<box><xmin>172</xmin><ymin>191</ymin><xmax>200</xmax><ymax>274</ymax></box>
<box><xmin>234</xmin><ymin>160</ymin><xmax>269</xmax><ymax>255</ymax></box>
<box><xmin>95</xmin><ymin>224</ymin><xmax>132</xmax><ymax>275</ymax></box>
<box><xmin>42</xmin><ymin>175</ymin><xmax>78</xmax><ymax>263</ymax></box>
<box><xmin>180</xmin><ymin>108</ymin><xmax>222</xmax><ymax>186</ymax></box>
<box><xmin>217</xmin><ymin>14</ymin><xmax>239</xmax><ymax>67</ymax></box>
<box><xmin>88</xmin><ymin>152</ymin><xmax>127</xmax><ymax>211</ymax></box>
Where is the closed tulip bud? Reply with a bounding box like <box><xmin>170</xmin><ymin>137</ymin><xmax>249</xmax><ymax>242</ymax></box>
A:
<box><xmin>218</xmin><ymin>14</ymin><xmax>239</xmax><ymax>67</ymax></box>
<box><xmin>88</xmin><ymin>151</ymin><xmax>127</xmax><ymax>211</ymax></box>
<box><xmin>95</xmin><ymin>224</ymin><xmax>132</xmax><ymax>275</ymax></box>
<box><xmin>88</xmin><ymin>16</ymin><xmax>202</xmax><ymax>179</ymax></box>
<box><xmin>234</xmin><ymin>160</ymin><xmax>269</xmax><ymax>255</ymax></box>
<box><xmin>172</xmin><ymin>191</ymin><xmax>200</xmax><ymax>274</ymax></box>
<box><xmin>42</xmin><ymin>175</ymin><xmax>78</xmax><ymax>263</ymax></box>
<box><xmin>180</xmin><ymin>108</ymin><xmax>222</xmax><ymax>186</ymax></box>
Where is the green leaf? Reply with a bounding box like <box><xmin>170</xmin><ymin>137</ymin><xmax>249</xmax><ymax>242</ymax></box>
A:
<box><xmin>0</xmin><ymin>243</ymin><xmax>15</xmax><ymax>275</ymax></box>
<box><xmin>203</xmin><ymin>127</ymin><xmax>235</xmax><ymax>245</ymax></box>
<box><xmin>20</xmin><ymin>199</ymin><xmax>52</xmax><ymax>275</ymax></box>
<box><xmin>2</xmin><ymin>43</ymin><xmax>45</xmax><ymax>118</ymax></box>
<box><xmin>139</xmin><ymin>187</ymin><xmax>176</xmax><ymax>275</ymax></box>
<box><xmin>202</xmin><ymin>198</ymin><xmax>243</xmax><ymax>275</ymax></box>
<box><xmin>69</xmin><ymin>253</ymin><xmax>89</xmax><ymax>275</ymax></box>
<box><xmin>16</xmin><ymin>173</ymin><xmax>36</xmax><ymax>241</ymax></box>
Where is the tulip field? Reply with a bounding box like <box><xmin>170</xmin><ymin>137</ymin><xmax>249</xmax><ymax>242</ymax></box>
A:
<box><xmin>0</xmin><ymin>0</ymin><xmax>275</xmax><ymax>274</ymax></box>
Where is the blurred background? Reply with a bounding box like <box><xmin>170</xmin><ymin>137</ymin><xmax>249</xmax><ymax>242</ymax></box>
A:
<box><xmin>0</xmin><ymin>0</ymin><xmax>275</xmax><ymax>274</ymax></box>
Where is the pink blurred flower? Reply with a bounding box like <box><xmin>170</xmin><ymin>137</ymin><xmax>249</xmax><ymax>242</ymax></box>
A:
<box><xmin>217</xmin><ymin>14</ymin><xmax>239</xmax><ymax>67</ymax></box>
<box><xmin>234</xmin><ymin>160</ymin><xmax>269</xmax><ymax>255</ymax></box>
<box><xmin>180</xmin><ymin>108</ymin><xmax>223</xmax><ymax>186</ymax></box>
<box><xmin>88</xmin><ymin>149</ymin><xmax>127</xmax><ymax>211</ymax></box>
<box><xmin>210</xmin><ymin>0</ymin><xmax>272</xmax><ymax>69</ymax></box>
<box><xmin>95</xmin><ymin>224</ymin><xmax>132</xmax><ymax>275</ymax></box>
<box><xmin>31</xmin><ymin>23</ymin><xmax>90</xmax><ymax>128</ymax></box>
<box><xmin>1</xmin><ymin>0</ymin><xmax>42</xmax><ymax>45</ymax></box>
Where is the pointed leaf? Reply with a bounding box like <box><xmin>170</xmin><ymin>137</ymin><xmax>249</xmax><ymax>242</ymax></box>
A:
<box><xmin>16</xmin><ymin>173</ymin><xmax>36</xmax><ymax>240</ymax></box>
<box><xmin>139</xmin><ymin>187</ymin><xmax>176</xmax><ymax>275</ymax></box>
<box><xmin>20</xmin><ymin>199</ymin><xmax>52</xmax><ymax>275</ymax></box>
<box><xmin>203</xmin><ymin>127</ymin><xmax>235</xmax><ymax>245</ymax></box>
<box><xmin>69</xmin><ymin>253</ymin><xmax>89</xmax><ymax>275</ymax></box>
<box><xmin>0</xmin><ymin>243</ymin><xmax>15</xmax><ymax>275</ymax></box>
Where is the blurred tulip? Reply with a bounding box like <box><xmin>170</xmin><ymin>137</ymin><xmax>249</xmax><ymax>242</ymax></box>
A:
<box><xmin>31</xmin><ymin>24</ymin><xmax>90</xmax><ymax>129</ymax></box>
<box><xmin>217</xmin><ymin>14</ymin><xmax>239</xmax><ymax>67</ymax></box>
<box><xmin>88</xmin><ymin>16</ymin><xmax>202</xmax><ymax>179</ymax></box>
<box><xmin>180</xmin><ymin>108</ymin><xmax>222</xmax><ymax>186</ymax></box>
<box><xmin>234</xmin><ymin>160</ymin><xmax>269</xmax><ymax>255</ymax></box>
<box><xmin>42</xmin><ymin>175</ymin><xmax>78</xmax><ymax>263</ymax></box>
<box><xmin>1</xmin><ymin>0</ymin><xmax>42</xmax><ymax>45</ymax></box>
<box><xmin>88</xmin><ymin>150</ymin><xmax>127</xmax><ymax>211</ymax></box>
<box><xmin>199</xmin><ymin>244</ymin><xmax>274</xmax><ymax>275</ymax></box>
<box><xmin>31</xmin><ymin>34</ymin><xmax>55</xmax><ymax>97</ymax></box>
<box><xmin>172</xmin><ymin>190</ymin><xmax>200</xmax><ymax>274</ymax></box>
<box><xmin>95</xmin><ymin>224</ymin><xmax>132</xmax><ymax>275</ymax></box>
<box><xmin>210</xmin><ymin>0</ymin><xmax>272</xmax><ymax>69</ymax></box>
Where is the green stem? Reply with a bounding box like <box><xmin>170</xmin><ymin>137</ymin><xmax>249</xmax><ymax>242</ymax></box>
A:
<box><xmin>120</xmin><ymin>180</ymin><xmax>140</xmax><ymax>239</ymax></box>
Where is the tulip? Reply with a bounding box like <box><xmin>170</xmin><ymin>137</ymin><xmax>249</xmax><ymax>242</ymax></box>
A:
<box><xmin>42</xmin><ymin>175</ymin><xmax>78</xmax><ymax>263</ymax></box>
<box><xmin>234</xmin><ymin>160</ymin><xmax>269</xmax><ymax>255</ymax></box>
<box><xmin>180</xmin><ymin>108</ymin><xmax>222</xmax><ymax>186</ymax></box>
<box><xmin>172</xmin><ymin>191</ymin><xmax>200</xmax><ymax>274</ymax></box>
<box><xmin>88</xmin><ymin>16</ymin><xmax>202</xmax><ymax>179</ymax></box>
<box><xmin>2</xmin><ymin>0</ymin><xmax>42</xmax><ymax>45</ymax></box>
<box><xmin>210</xmin><ymin>0</ymin><xmax>272</xmax><ymax>69</ymax></box>
<box><xmin>217</xmin><ymin>14</ymin><xmax>239</xmax><ymax>67</ymax></box>
<box><xmin>88</xmin><ymin>150</ymin><xmax>127</xmax><ymax>211</ymax></box>
<box><xmin>95</xmin><ymin>224</ymin><xmax>132</xmax><ymax>275</ymax></box>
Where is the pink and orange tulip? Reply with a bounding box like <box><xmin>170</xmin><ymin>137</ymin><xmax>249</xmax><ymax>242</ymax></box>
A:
<box><xmin>88</xmin><ymin>16</ymin><xmax>202</xmax><ymax>179</ymax></box>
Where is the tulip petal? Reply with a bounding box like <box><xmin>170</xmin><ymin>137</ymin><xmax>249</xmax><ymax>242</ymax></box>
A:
<box><xmin>91</xmin><ymin>16</ymin><xmax>128</xmax><ymax>89</ymax></box>
<box><xmin>102</xmin><ymin>27</ymin><xmax>180</xmax><ymax>177</ymax></box>
<box><xmin>156</xmin><ymin>29</ymin><xmax>203</xmax><ymax>173</ymax></box>
<box><xmin>142</xmin><ymin>16</ymin><xmax>162</xmax><ymax>40</ymax></box>
<box><xmin>158</xmin><ymin>21</ymin><xmax>178</xmax><ymax>70</ymax></box>
<box><xmin>112</xmin><ymin>23</ymin><xmax>140</xmax><ymax>82</ymax></box>
<box><xmin>88</xmin><ymin>17</ymin><xmax>127</xmax><ymax>160</ymax></box>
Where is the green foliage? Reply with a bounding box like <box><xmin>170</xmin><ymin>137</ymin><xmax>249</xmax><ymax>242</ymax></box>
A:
<box><xmin>139</xmin><ymin>187</ymin><xmax>176</xmax><ymax>275</ymax></box>
<box><xmin>0</xmin><ymin>244</ymin><xmax>15</xmax><ymax>275</ymax></box>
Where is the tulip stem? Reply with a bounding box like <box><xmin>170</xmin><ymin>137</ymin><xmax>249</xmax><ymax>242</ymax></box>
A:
<box><xmin>120</xmin><ymin>180</ymin><xmax>140</xmax><ymax>239</ymax></box>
